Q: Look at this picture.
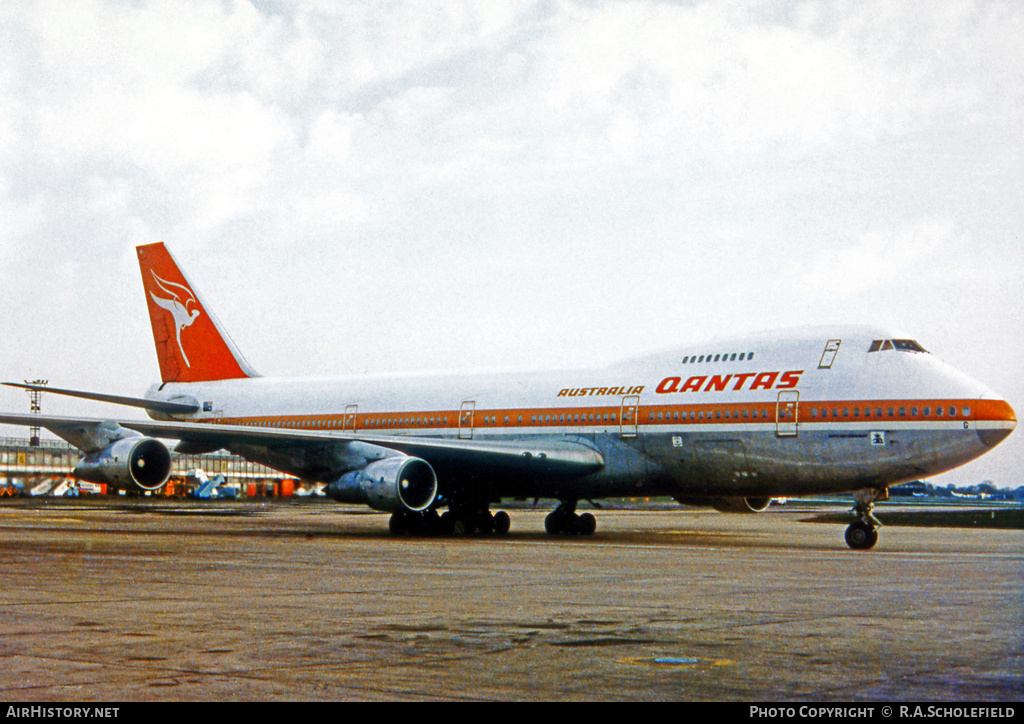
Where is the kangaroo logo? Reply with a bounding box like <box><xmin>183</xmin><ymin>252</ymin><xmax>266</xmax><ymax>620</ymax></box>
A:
<box><xmin>148</xmin><ymin>270</ymin><xmax>201</xmax><ymax>368</ymax></box>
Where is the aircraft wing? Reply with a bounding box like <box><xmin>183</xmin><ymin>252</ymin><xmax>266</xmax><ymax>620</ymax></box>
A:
<box><xmin>0</xmin><ymin>412</ymin><xmax>605</xmax><ymax>478</ymax></box>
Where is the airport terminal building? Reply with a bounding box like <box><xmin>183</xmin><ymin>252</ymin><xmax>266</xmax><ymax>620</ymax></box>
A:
<box><xmin>0</xmin><ymin>437</ymin><xmax>301</xmax><ymax>497</ymax></box>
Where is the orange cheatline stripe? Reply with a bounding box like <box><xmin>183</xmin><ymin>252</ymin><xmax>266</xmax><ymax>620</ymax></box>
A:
<box><xmin>215</xmin><ymin>397</ymin><xmax>1011</xmax><ymax>430</ymax></box>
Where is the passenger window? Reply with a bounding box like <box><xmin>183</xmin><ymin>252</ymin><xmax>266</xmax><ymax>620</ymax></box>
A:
<box><xmin>962</xmin><ymin>407</ymin><xmax>971</xmax><ymax>417</ymax></box>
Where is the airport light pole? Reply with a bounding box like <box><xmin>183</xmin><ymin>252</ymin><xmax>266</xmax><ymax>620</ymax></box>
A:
<box><xmin>24</xmin><ymin>380</ymin><xmax>47</xmax><ymax>447</ymax></box>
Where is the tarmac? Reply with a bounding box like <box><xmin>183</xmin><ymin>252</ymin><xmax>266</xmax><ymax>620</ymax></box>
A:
<box><xmin>0</xmin><ymin>498</ymin><xmax>1020</xmax><ymax>702</ymax></box>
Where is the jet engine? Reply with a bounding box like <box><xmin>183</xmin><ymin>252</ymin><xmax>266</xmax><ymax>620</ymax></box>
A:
<box><xmin>676</xmin><ymin>496</ymin><xmax>774</xmax><ymax>513</ymax></box>
<box><xmin>326</xmin><ymin>455</ymin><xmax>438</xmax><ymax>513</ymax></box>
<box><xmin>74</xmin><ymin>437</ymin><xmax>172</xmax><ymax>493</ymax></box>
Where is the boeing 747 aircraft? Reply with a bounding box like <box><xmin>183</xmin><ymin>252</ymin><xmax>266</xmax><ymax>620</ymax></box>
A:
<box><xmin>1</xmin><ymin>243</ymin><xmax>1015</xmax><ymax>549</ymax></box>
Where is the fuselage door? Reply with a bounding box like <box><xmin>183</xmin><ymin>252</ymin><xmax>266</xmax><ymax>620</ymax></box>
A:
<box><xmin>343</xmin><ymin>404</ymin><xmax>358</xmax><ymax>431</ymax></box>
<box><xmin>776</xmin><ymin>391</ymin><xmax>799</xmax><ymax>437</ymax></box>
<box><xmin>819</xmin><ymin>339</ymin><xmax>841</xmax><ymax>369</ymax></box>
<box><xmin>620</xmin><ymin>395</ymin><xmax>640</xmax><ymax>438</ymax></box>
<box><xmin>459</xmin><ymin>400</ymin><xmax>476</xmax><ymax>440</ymax></box>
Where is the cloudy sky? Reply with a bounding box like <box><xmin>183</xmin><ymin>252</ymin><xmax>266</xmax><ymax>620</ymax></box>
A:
<box><xmin>1</xmin><ymin>0</ymin><xmax>1021</xmax><ymax>486</ymax></box>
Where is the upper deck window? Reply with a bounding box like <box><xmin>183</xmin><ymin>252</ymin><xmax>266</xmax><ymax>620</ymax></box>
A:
<box><xmin>869</xmin><ymin>339</ymin><xmax>928</xmax><ymax>353</ymax></box>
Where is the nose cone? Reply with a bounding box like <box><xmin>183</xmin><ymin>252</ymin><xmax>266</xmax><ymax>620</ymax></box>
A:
<box><xmin>977</xmin><ymin>397</ymin><xmax>1016</xmax><ymax>448</ymax></box>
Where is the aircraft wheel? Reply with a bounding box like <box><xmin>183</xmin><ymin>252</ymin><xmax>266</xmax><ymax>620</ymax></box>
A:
<box><xmin>493</xmin><ymin>510</ymin><xmax>511</xmax><ymax>535</ymax></box>
<box><xmin>845</xmin><ymin>521</ymin><xmax>878</xmax><ymax>550</ymax></box>
<box><xmin>577</xmin><ymin>512</ymin><xmax>597</xmax><ymax>536</ymax></box>
<box><xmin>476</xmin><ymin>511</ymin><xmax>495</xmax><ymax>536</ymax></box>
<box><xmin>545</xmin><ymin>511</ymin><xmax>571</xmax><ymax>535</ymax></box>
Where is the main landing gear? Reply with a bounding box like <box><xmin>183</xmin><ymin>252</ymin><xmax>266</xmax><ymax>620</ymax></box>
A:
<box><xmin>544</xmin><ymin>501</ymin><xmax>597</xmax><ymax>536</ymax></box>
<box><xmin>845</xmin><ymin>487</ymin><xmax>886</xmax><ymax>550</ymax></box>
<box><xmin>388</xmin><ymin>504</ymin><xmax>511</xmax><ymax>537</ymax></box>
<box><xmin>387</xmin><ymin>499</ymin><xmax>600</xmax><ymax>538</ymax></box>
<box><xmin>439</xmin><ymin>507</ymin><xmax>511</xmax><ymax>536</ymax></box>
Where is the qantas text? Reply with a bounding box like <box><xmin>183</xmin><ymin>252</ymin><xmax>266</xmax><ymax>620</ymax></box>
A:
<box><xmin>655</xmin><ymin>371</ymin><xmax>803</xmax><ymax>394</ymax></box>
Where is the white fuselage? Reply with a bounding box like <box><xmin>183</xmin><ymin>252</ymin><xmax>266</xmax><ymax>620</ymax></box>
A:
<box><xmin>146</xmin><ymin>325</ymin><xmax>1015</xmax><ymax>500</ymax></box>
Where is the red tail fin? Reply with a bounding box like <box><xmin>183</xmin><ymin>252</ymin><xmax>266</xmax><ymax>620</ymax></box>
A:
<box><xmin>137</xmin><ymin>242</ymin><xmax>258</xmax><ymax>383</ymax></box>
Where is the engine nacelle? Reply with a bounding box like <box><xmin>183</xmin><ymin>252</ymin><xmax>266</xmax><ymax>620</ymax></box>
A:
<box><xmin>74</xmin><ymin>437</ymin><xmax>172</xmax><ymax>493</ymax></box>
<box><xmin>326</xmin><ymin>456</ymin><xmax>438</xmax><ymax>513</ymax></box>
<box><xmin>676</xmin><ymin>496</ymin><xmax>774</xmax><ymax>514</ymax></box>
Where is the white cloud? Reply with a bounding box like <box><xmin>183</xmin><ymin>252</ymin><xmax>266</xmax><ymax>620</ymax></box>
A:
<box><xmin>790</xmin><ymin>221</ymin><xmax>959</xmax><ymax>297</ymax></box>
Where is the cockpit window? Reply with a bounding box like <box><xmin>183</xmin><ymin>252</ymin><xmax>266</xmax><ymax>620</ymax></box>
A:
<box><xmin>869</xmin><ymin>339</ymin><xmax>928</xmax><ymax>353</ymax></box>
<box><xmin>893</xmin><ymin>339</ymin><xmax>927</xmax><ymax>352</ymax></box>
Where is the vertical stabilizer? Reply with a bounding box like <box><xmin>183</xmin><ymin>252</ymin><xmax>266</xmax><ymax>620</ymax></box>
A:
<box><xmin>137</xmin><ymin>242</ymin><xmax>259</xmax><ymax>383</ymax></box>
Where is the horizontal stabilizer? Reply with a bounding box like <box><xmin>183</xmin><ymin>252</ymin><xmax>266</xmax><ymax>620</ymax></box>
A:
<box><xmin>2</xmin><ymin>382</ymin><xmax>199</xmax><ymax>415</ymax></box>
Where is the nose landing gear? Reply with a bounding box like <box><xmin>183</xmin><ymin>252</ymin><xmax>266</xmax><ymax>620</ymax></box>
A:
<box><xmin>845</xmin><ymin>487</ymin><xmax>886</xmax><ymax>550</ymax></box>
